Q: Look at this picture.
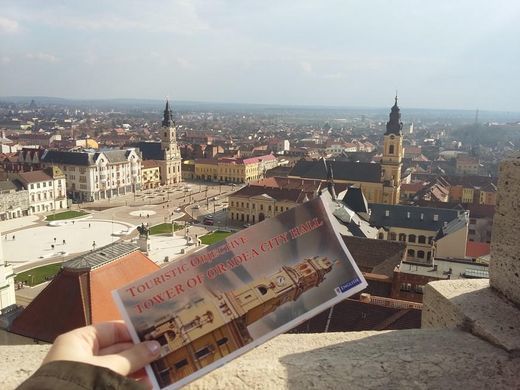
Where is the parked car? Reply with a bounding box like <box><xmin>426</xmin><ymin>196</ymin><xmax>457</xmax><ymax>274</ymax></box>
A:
<box><xmin>174</xmin><ymin>207</ymin><xmax>182</xmax><ymax>212</ymax></box>
<box><xmin>203</xmin><ymin>218</ymin><xmax>214</xmax><ymax>226</ymax></box>
<box><xmin>192</xmin><ymin>205</ymin><xmax>199</xmax><ymax>209</ymax></box>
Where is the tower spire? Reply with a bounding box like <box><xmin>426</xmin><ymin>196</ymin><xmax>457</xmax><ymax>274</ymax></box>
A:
<box><xmin>385</xmin><ymin>94</ymin><xmax>403</xmax><ymax>135</ymax></box>
<box><xmin>162</xmin><ymin>99</ymin><xmax>174</xmax><ymax>127</ymax></box>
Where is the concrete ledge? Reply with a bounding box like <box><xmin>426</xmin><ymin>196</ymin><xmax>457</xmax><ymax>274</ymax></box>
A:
<box><xmin>2</xmin><ymin>330</ymin><xmax>519</xmax><ymax>389</ymax></box>
<box><xmin>422</xmin><ymin>279</ymin><xmax>520</xmax><ymax>352</ymax></box>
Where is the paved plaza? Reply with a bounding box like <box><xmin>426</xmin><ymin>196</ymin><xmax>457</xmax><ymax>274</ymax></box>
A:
<box><xmin>3</xmin><ymin>218</ymin><xmax>134</xmax><ymax>265</ymax></box>
<box><xmin>2</xmin><ymin>181</ymin><xmax>238</xmax><ymax>273</ymax></box>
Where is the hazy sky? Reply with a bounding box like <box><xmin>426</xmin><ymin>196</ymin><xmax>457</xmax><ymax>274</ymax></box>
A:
<box><xmin>1</xmin><ymin>1</ymin><xmax>519</xmax><ymax>111</ymax></box>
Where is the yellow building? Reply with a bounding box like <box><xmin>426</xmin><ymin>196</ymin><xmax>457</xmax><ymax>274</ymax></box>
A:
<box><xmin>227</xmin><ymin>177</ymin><xmax>325</xmax><ymax>224</ymax></box>
<box><xmin>141</xmin><ymin>160</ymin><xmax>161</xmax><ymax>189</ymax></box>
<box><xmin>288</xmin><ymin>97</ymin><xmax>403</xmax><ymax>205</ymax></box>
<box><xmin>143</xmin><ymin>256</ymin><xmax>334</xmax><ymax>387</ymax></box>
<box><xmin>194</xmin><ymin>155</ymin><xmax>278</xmax><ymax>184</ymax></box>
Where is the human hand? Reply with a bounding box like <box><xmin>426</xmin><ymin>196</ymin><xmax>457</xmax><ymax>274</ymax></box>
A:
<box><xmin>43</xmin><ymin>321</ymin><xmax>160</xmax><ymax>385</ymax></box>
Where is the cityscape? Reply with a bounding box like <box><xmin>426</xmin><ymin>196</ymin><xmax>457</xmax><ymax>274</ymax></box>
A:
<box><xmin>1</xmin><ymin>1</ymin><xmax>519</xmax><ymax>389</ymax></box>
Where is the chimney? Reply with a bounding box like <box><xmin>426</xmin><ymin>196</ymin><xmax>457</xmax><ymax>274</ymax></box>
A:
<box><xmin>360</xmin><ymin>293</ymin><xmax>371</xmax><ymax>304</ymax></box>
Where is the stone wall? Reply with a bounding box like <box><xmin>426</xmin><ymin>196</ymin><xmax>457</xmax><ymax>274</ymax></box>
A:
<box><xmin>490</xmin><ymin>152</ymin><xmax>520</xmax><ymax>305</ymax></box>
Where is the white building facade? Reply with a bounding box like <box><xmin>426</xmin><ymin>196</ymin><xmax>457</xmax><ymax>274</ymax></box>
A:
<box><xmin>41</xmin><ymin>149</ymin><xmax>141</xmax><ymax>202</ymax></box>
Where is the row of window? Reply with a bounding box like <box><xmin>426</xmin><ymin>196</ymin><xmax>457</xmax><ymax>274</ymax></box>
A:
<box><xmin>406</xmin><ymin>249</ymin><xmax>432</xmax><ymax>261</ymax></box>
<box><xmin>380</xmin><ymin>232</ymin><xmax>433</xmax><ymax>244</ymax></box>
<box><xmin>29</xmin><ymin>181</ymin><xmax>53</xmax><ymax>189</ymax></box>
<box><xmin>400</xmin><ymin>283</ymin><xmax>424</xmax><ymax>294</ymax></box>
<box><xmin>230</xmin><ymin>201</ymin><xmax>291</xmax><ymax>213</ymax></box>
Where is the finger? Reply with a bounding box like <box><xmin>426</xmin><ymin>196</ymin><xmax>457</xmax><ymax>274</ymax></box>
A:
<box><xmin>98</xmin><ymin>342</ymin><xmax>134</xmax><ymax>356</ymax></box>
<box><xmin>92</xmin><ymin>321</ymin><xmax>132</xmax><ymax>350</ymax></box>
<box><xmin>94</xmin><ymin>340</ymin><xmax>161</xmax><ymax>376</ymax></box>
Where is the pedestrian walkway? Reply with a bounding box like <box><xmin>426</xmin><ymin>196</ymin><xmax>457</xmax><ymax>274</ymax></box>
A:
<box><xmin>0</xmin><ymin>215</ymin><xmax>40</xmax><ymax>233</ymax></box>
<box><xmin>4</xmin><ymin>219</ymin><xmax>135</xmax><ymax>266</ymax></box>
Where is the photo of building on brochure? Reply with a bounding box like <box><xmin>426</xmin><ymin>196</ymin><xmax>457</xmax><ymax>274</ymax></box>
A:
<box><xmin>113</xmin><ymin>196</ymin><xmax>367</xmax><ymax>390</ymax></box>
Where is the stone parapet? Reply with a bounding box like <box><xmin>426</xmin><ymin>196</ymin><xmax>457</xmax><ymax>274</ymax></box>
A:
<box><xmin>2</xmin><ymin>330</ymin><xmax>519</xmax><ymax>390</ymax></box>
<box><xmin>490</xmin><ymin>152</ymin><xmax>520</xmax><ymax>305</ymax></box>
<box><xmin>422</xmin><ymin>279</ymin><xmax>520</xmax><ymax>352</ymax></box>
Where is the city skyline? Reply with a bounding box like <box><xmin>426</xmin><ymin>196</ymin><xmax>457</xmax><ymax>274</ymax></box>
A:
<box><xmin>1</xmin><ymin>1</ymin><xmax>519</xmax><ymax>111</ymax></box>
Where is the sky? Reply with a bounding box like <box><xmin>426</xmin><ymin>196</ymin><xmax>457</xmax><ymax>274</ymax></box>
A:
<box><xmin>1</xmin><ymin>0</ymin><xmax>519</xmax><ymax>111</ymax></box>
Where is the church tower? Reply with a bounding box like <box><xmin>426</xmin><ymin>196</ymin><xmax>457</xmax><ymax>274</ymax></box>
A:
<box><xmin>381</xmin><ymin>95</ymin><xmax>403</xmax><ymax>205</ymax></box>
<box><xmin>160</xmin><ymin>100</ymin><xmax>182</xmax><ymax>185</ymax></box>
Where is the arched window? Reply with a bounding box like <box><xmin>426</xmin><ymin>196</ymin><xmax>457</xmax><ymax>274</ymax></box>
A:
<box><xmin>399</xmin><ymin>233</ymin><xmax>406</xmax><ymax>242</ymax></box>
<box><xmin>389</xmin><ymin>232</ymin><xmax>397</xmax><ymax>241</ymax></box>
<box><xmin>417</xmin><ymin>250</ymin><xmax>425</xmax><ymax>259</ymax></box>
<box><xmin>389</xmin><ymin>145</ymin><xmax>395</xmax><ymax>154</ymax></box>
<box><xmin>418</xmin><ymin>235</ymin><xmax>426</xmax><ymax>244</ymax></box>
<box><xmin>408</xmin><ymin>234</ymin><xmax>416</xmax><ymax>243</ymax></box>
<box><xmin>427</xmin><ymin>251</ymin><xmax>432</xmax><ymax>261</ymax></box>
<box><xmin>407</xmin><ymin>249</ymin><xmax>415</xmax><ymax>258</ymax></box>
<box><xmin>378</xmin><ymin>232</ymin><xmax>384</xmax><ymax>240</ymax></box>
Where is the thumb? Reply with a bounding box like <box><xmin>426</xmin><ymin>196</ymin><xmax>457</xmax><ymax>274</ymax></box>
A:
<box><xmin>95</xmin><ymin>340</ymin><xmax>161</xmax><ymax>376</ymax></box>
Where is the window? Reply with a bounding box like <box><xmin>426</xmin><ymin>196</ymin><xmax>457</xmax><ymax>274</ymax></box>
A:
<box><xmin>268</xmin><ymin>205</ymin><xmax>272</xmax><ymax>211</ymax></box>
<box><xmin>400</xmin><ymin>283</ymin><xmax>411</xmax><ymax>292</ymax></box>
<box><xmin>389</xmin><ymin>232</ymin><xmax>397</xmax><ymax>240</ymax></box>
<box><xmin>408</xmin><ymin>234</ymin><xmax>416</xmax><ymax>243</ymax></box>
<box><xmin>415</xmin><ymin>285</ymin><xmax>424</xmax><ymax>294</ymax></box>
<box><xmin>417</xmin><ymin>250</ymin><xmax>425</xmax><ymax>259</ymax></box>
<box><xmin>407</xmin><ymin>249</ymin><xmax>415</xmax><ymax>257</ymax></box>
<box><xmin>399</xmin><ymin>233</ymin><xmax>406</xmax><ymax>242</ymax></box>
<box><xmin>389</xmin><ymin>145</ymin><xmax>394</xmax><ymax>154</ymax></box>
<box><xmin>174</xmin><ymin>359</ymin><xmax>188</xmax><ymax>370</ymax></box>
<box><xmin>418</xmin><ymin>235</ymin><xmax>426</xmax><ymax>244</ymax></box>
<box><xmin>216</xmin><ymin>337</ymin><xmax>228</xmax><ymax>346</ymax></box>
<box><xmin>378</xmin><ymin>232</ymin><xmax>384</xmax><ymax>240</ymax></box>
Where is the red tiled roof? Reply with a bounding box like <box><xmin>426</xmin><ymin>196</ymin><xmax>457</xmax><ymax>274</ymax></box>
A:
<box><xmin>10</xmin><ymin>246</ymin><xmax>159</xmax><ymax>342</ymax></box>
<box><xmin>401</xmin><ymin>182</ymin><xmax>427</xmax><ymax>192</ymax></box>
<box><xmin>11</xmin><ymin>270</ymin><xmax>89</xmax><ymax>342</ymax></box>
<box><xmin>17</xmin><ymin>170</ymin><xmax>52</xmax><ymax>183</ymax></box>
<box><xmin>142</xmin><ymin>160</ymin><xmax>160</xmax><ymax>169</ymax></box>
<box><xmin>90</xmin><ymin>252</ymin><xmax>159</xmax><ymax>323</ymax></box>
<box><xmin>466</xmin><ymin>241</ymin><xmax>491</xmax><ymax>258</ymax></box>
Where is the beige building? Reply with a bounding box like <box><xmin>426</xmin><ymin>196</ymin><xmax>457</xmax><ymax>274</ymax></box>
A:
<box><xmin>14</xmin><ymin>167</ymin><xmax>67</xmax><ymax>213</ymax></box>
<box><xmin>368</xmin><ymin>204</ymin><xmax>469</xmax><ymax>264</ymax></box>
<box><xmin>456</xmin><ymin>155</ymin><xmax>480</xmax><ymax>176</ymax></box>
<box><xmin>227</xmin><ymin>177</ymin><xmax>332</xmax><ymax>224</ymax></box>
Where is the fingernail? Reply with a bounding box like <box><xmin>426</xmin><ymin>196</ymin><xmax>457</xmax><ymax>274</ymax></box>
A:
<box><xmin>146</xmin><ymin>341</ymin><xmax>161</xmax><ymax>355</ymax></box>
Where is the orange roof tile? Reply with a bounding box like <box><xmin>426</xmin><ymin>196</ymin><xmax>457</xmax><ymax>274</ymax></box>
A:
<box><xmin>90</xmin><ymin>251</ymin><xmax>159</xmax><ymax>323</ymax></box>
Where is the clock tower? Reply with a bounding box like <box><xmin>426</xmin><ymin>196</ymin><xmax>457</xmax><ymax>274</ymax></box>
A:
<box><xmin>159</xmin><ymin>100</ymin><xmax>182</xmax><ymax>185</ymax></box>
<box><xmin>381</xmin><ymin>95</ymin><xmax>403</xmax><ymax>205</ymax></box>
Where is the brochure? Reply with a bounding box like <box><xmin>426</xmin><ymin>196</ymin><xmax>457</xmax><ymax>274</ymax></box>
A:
<box><xmin>113</xmin><ymin>195</ymin><xmax>367</xmax><ymax>389</ymax></box>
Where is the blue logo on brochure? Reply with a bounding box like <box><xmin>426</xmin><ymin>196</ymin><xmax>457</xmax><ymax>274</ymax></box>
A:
<box><xmin>337</xmin><ymin>277</ymin><xmax>362</xmax><ymax>293</ymax></box>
